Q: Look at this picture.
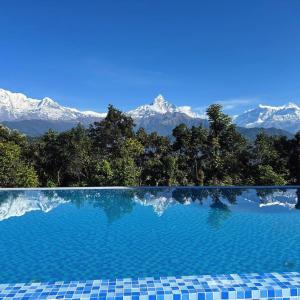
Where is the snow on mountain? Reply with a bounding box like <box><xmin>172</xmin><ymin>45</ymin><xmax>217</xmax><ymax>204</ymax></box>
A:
<box><xmin>234</xmin><ymin>102</ymin><xmax>300</xmax><ymax>133</ymax></box>
<box><xmin>0</xmin><ymin>89</ymin><xmax>206</xmax><ymax>136</ymax></box>
<box><xmin>0</xmin><ymin>191</ymin><xmax>69</xmax><ymax>221</ymax></box>
<box><xmin>128</xmin><ymin>94</ymin><xmax>200</xmax><ymax>119</ymax></box>
<box><xmin>0</xmin><ymin>90</ymin><xmax>200</xmax><ymax>125</ymax></box>
<box><xmin>0</xmin><ymin>88</ymin><xmax>106</xmax><ymax>122</ymax></box>
<box><xmin>132</xmin><ymin>191</ymin><xmax>177</xmax><ymax>216</ymax></box>
<box><xmin>2</xmin><ymin>88</ymin><xmax>300</xmax><ymax>135</ymax></box>
<box><xmin>241</xmin><ymin>189</ymin><xmax>299</xmax><ymax>210</ymax></box>
<box><xmin>132</xmin><ymin>189</ymin><xmax>196</xmax><ymax>216</ymax></box>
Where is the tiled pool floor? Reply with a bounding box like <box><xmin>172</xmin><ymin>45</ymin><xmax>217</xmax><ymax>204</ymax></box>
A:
<box><xmin>0</xmin><ymin>272</ymin><xmax>300</xmax><ymax>300</ymax></box>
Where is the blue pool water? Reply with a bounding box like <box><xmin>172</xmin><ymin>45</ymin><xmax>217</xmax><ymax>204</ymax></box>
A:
<box><xmin>0</xmin><ymin>187</ymin><xmax>299</xmax><ymax>284</ymax></box>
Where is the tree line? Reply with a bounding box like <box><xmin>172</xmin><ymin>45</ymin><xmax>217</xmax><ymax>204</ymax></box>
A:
<box><xmin>0</xmin><ymin>104</ymin><xmax>299</xmax><ymax>187</ymax></box>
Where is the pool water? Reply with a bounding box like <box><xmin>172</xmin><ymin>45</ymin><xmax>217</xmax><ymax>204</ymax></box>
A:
<box><xmin>0</xmin><ymin>187</ymin><xmax>299</xmax><ymax>283</ymax></box>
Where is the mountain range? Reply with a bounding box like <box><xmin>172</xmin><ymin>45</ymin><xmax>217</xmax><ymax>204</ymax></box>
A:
<box><xmin>0</xmin><ymin>88</ymin><xmax>298</xmax><ymax>138</ymax></box>
<box><xmin>0</xmin><ymin>191</ymin><xmax>68</xmax><ymax>221</ymax></box>
<box><xmin>0</xmin><ymin>88</ymin><xmax>105</xmax><ymax>122</ymax></box>
<box><xmin>0</xmin><ymin>188</ymin><xmax>297</xmax><ymax>221</ymax></box>
<box><xmin>234</xmin><ymin>103</ymin><xmax>300</xmax><ymax>133</ymax></box>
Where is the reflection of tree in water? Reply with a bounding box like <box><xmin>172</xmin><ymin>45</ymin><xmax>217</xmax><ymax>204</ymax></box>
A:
<box><xmin>44</xmin><ymin>189</ymin><xmax>137</xmax><ymax>223</ymax></box>
<box><xmin>172</xmin><ymin>187</ymin><xmax>243</xmax><ymax>202</ymax></box>
<box><xmin>91</xmin><ymin>190</ymin><xmax>136</xmax><ymax>223</ymax></box>
<box><xmin>207</xmin><ymin>203</ymin><xmax>231</xmax><ymax>230</ymax></box>
<box><xmin>42</xmin><ymin>188</ymin><xmax>244</xmax><ymax>225</ymax></box>
<box><xmin>171</xmin><ymin>188</ymin><xmax>209</xmax><ymax>204</ymax></box>
<box><xmin>172</xmin><ymin>187</ymin><xmax>245</xmax><ymax>229</ymax></box>
<box><xmin>207</xmin><ymin>188</ymin><xmax>242</xmax><ymax>230</ymax></box>
<box><xmin>296</xmin><ymin>188</ymin><xmax>300</xmax><ymax>210</ymax></box>
<box><xmin>36</xmin><ymin>186</ymin><xmax>300</xmax><ymax>225</ymax></box>
<box><xmin>217</xmin><ymin>188</ymin><xmax>244</xmax><ymax>204</ymax></box>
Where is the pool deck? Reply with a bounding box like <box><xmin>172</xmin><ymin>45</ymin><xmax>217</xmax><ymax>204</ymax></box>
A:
<box><xmin>0</xmin><ymin>272</ymin><xmax>300</xmax><ymax>300</ymax></box>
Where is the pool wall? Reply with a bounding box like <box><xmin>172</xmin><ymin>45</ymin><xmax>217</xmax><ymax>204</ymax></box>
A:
<box><xmin>0</xmin><ymin>272</ymin><xmax>300</xmax><ymax>299</ymax></box>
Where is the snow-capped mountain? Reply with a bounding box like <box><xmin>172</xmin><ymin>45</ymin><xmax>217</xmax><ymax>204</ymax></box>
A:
<box><xmin>0</xmin><ymin>89</ymin><xmax>200</xmax><ymax>122</ymax></box>
<box><xmin>240</xmin><ymin>189</ymin><xmax>300</xmax><ymax>210</ymax></box>
<box><xmin>132</xmin><ymin>189</ymin><xmax>194</xmax><ymax>216</ymax></box>
<box><xmin>132</xmin><ymin>191</ymin><xmax>177</xmax><ymax>216</ymax></box>
<box><xmin>234</xmin><ymin>102</ymin><xmax>300</xmax><ymax>133</ymax></box>
<box><xmin>0</xmin><ymin>88</ymin><xmax>105</xmax><ymax>122</ymax></box>
<box><xmin>127</xmin><ymin>94</ymin><xmax>205</xmax><ymax>135</ymax></box>
<box><xmin>0</xmin><ymin>89</ymin><xmax>206</xmax><ymax>136</ymax></box>
<box><xmin>1</xmin><ymin>88</ymin><xmax>299</xmax><ymax>136</ymax></box>
<box><xmin>0</xmin><ymin>191</ymin><xmax>69</xmax><ymax>221</ymax></box>
<box><xmin>128</xmin><ymin>94</ymin><xmax>200</xmax><ymax>119</ymax></box>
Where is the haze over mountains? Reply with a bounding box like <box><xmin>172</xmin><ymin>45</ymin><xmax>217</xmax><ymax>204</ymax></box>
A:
<box><xmin>0</xmin><ymin>88</ymin><xmax>298</xmax><ymax>137</ymax></box>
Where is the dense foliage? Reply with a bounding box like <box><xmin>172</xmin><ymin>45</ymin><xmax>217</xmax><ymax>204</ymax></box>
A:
<box><xmin>0</xmin><ymin>104</ymin><xmax>299</xmax><ymax>187</ymax></box>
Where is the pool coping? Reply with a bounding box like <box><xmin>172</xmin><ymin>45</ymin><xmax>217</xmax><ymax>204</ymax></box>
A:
<box><xmin>1</xmin><ymin>185</ymin><xmax>300</xmax><ymax>191</ymax></box>
<box><xmin>0</xmin><ymin>272</ymin><xmax>300</xmax><ymax>300</ymax></box>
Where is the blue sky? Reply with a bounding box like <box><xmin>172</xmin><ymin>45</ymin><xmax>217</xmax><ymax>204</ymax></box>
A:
<box><xmin>1</xmin><ymin>0</ymin><xmax>300</xmax><ymax>115</ymax></box>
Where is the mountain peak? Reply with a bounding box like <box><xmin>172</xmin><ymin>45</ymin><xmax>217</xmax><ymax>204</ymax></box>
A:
<box><xmin>235</xmin><ymin>102</ymin><xmax>300</xmax><ymax>133</ymax></box>
<box><xmin>0</xmin><ymin>191</ymin><xmax>68</xmax><ymax>221</ymax></box>
<box><xmin>152</xmin><ymin>94</ymin><xmax>167</xmax><ymax>104</ymax></box>
<box><xmin>39</xmin><ymin>97</ymin><xmax>60</xmax><ymax>107</ymax></box>
<box><xmin>258</xmin><ymin>102</ymin><xmax>300</xmax><ymax>111</ymax></box>
<box><xmin>0</xmin><ymin>88</ymin><xmax>105</xmax><ymax>122</ymax></box>
<box><xmin>128</xmin><ymin>95</ymin><xmax>199</xmax><ymax>119</ymax></box>
<box><xmin>284</xmin><ymin>102</ymin><xmax>300</xmax><ymax>109</ymax></box>
<box><xmin>150</xmin><ymin>95</ymin><xmax>175</xmax><ymax>113</ymax></box>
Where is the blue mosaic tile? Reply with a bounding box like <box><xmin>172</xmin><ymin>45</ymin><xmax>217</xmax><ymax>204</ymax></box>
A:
<box><xmin>0</xmin><ymin>272</ymin><xmax>300</xmax><ymax>299</ymax></box>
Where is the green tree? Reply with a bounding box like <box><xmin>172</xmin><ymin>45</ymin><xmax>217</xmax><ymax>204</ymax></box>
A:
<box><xmin>31</xmin><ymin>130</ymin><xmax>63</xmax><ymax>186</ymax></box>
<box><xmin>31</xmin><ymin>125</ymin><xmax>93</xmax><ymax>186</ymax></box>
<box><xmin>206</xmin><ymin>104</ymin><xmax>249</xmax><ymax>185</ymax></box>
<box><xmin>161</xmin><ymin>155</ymin><xmax>179</xmax><ymax>186</ymax></box>
<box><xmin>255</xmin><ymin>165</ymin><xmax>286</xmax><ymax>185</ymax></box>
<box><xmin>112</xmin><ymin>138</ymin><xmax>144</xmax><ymax>186</ymax></box>
<box><xmin>91</xmin><ymin>159</ymin><xmax>113</xmax><ymax>186</ymax></box>
<box><xmin>173</xmin><ymin>124</ymin><xmax>208</xmax><ymax>185</ymax></box>
<box><xmin>137</xmin><ymin>131</ymin><xmax>178</xmax><ymax>186</ymax></box>
<box><xmin>1</xmin><ymin>104</ymin><xmax>297</xmax><ymax>188</ymax></box>
<box><xmin>57</xmin><ymin>124</ymin><xmax>92</xmax><ymax>186</ymax></box>
<box><xmin>290</xmin><ymin>131</ymin><xmax>300</xmax><ymax>184</ymax></box>
<box><xmin>0</xmin><ymin>142</ymin><xmax>38</xmax><ymax>187</ymax></box>
<box><xmin>89</xmin><ymin>105</ymin><xmax>135</xmax><ymax>158</ymax></box>
<box><xmin>250</xmin><ymin>132</ymin><xmax>287</xmax><ymax>185</ymax></box>
<box><xmin>0</xmin><ymin>125</ymin><xmax>27</xmax><ymax>146</ymax></box>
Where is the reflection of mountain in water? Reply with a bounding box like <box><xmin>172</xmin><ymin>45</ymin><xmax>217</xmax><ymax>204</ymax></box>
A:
<box><xmin>0</xmin><ymin>187</ymin><xmax>299</xmax><ymax>222</ymax></box>
<box><xmin>260</xmin><ymin>190</ymin><xmax>298</xmax><ymax>209</ymax></box>
<box><xmin>133</xmin><ymin>190</ymin><xmax>177</xmax><ymax>216</ymax></box>
<box><xmin>45</xmin><ymin>189</ymin><xmax>137</xmax><ymax>224</ymax></box>
<box><xmin>0</xmin><ymin>191</ymin><xmax>69</xmax><ymax>221</ymax></box>
<box><xmin>134</xmin><ymin>188</ymin><xmax>243</xmax><ymax>215</ymax></box>
<box><xmin>248</xmin><ymin>188</ymin><xmax>300</xmax><ymax>210</ymax></box>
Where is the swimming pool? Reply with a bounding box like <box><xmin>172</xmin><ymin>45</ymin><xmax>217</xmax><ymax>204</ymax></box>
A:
<box><xmin>0</xmin><ymin>187</ymin><xmax>299</xmax><ymax>285</ymax></box>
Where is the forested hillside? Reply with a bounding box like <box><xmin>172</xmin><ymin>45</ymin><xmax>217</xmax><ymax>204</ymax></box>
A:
<box><xmin>0</xmin><ymin>104</ymin><xmax>299</xmax><ymax>187</ymax></box>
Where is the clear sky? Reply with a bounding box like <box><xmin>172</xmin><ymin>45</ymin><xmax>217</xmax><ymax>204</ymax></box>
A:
<box><xmin>1</xmin><ymin>0</ymin><xmax>300</xmax><ymax>115</ymax></box>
